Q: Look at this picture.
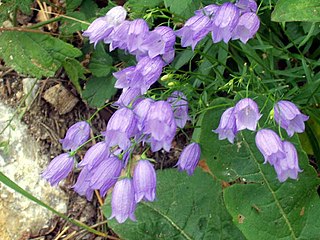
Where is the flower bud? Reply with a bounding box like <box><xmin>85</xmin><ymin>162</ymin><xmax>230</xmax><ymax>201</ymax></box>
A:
<box><xmin>176</xmin><ymin>143</ymin><xmax>201</xmax><ymax>175</ymax></box>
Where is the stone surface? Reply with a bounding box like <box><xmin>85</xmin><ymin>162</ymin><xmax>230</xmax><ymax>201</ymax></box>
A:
<box><xmin>0</xmin><ymin>102</ymin><xmax>68</xmax><ymax>240</ymax></box>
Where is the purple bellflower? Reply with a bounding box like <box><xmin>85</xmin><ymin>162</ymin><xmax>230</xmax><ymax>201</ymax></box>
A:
<box><xmin>176</xmin><ymin>142</ymin><xmax>201</xmax><ymax>175</ymax></box>
<box><xmin>232</xmin><ymin>12</ymin><xmax>260</xmax><ymax>43</ymax></box>
<box><xmin>195</xmin><ymin>4</ymin><xmax>219</xmax><ymax>16</ymax></box>
<box><xmin>273</xmin><ymin>141</ymin><xmax>302</xmax><ymax>182</ymax></box>
<box><xmin>143</xmin><ymin>101</ymin><xmax>177</xmax><ymax>152</ymax></box>
<box><xmin>108</xmin><ymin>20</ymin><xmax>131</xmax><ymax>51</ymax></box>
<box><xmin>127</xmin><ymin>19</ymin><xmax>149</xmax><ymax>55</ymax></box>
<box><xmin>213</xmin><ymin>107</ymin><xmax>237</xmax><ymax>144</ymax></box>
<box><xmin>78</xmin><ymin>141</ymin><xmax>109</xmax><ymax>170</ymax></box>
<box><xmin>234</xmin><ymin>98</ymin><xmax>262</xmax><ymax>131</ymax></box>
<box><xmin>274</xmin><ymin>100</ymin><xmax>309</xmax><ymax>137</ymax></box>
<box><xmin>73</xmin><ymin>166</ymin><xmax>94</xmax><ymax>201</ymax></box>
<box><xmin>211</xmin><ymin>2</ymin><xmax>240</xmax><ymax>43</ymax></box>
<box><xmin>167</xmin><ymin>91</ymin><xmax>190</xmax><ymax>128</ymax></box>
<box><xmin>176</xmin><ymin>13</ymin><xmax>213</xmax><ymax>50</ymax></box>
<box><xmin>114</xmin><ymin>66</ymin><xmax>136</xmax><ymax>89</ymax></box>
<box><xmin>114</xmin><ymin>87</ymin><xmax>141</xmax><ymax>108</ymax></box>
<box><xmin>42</xmin><ymin>153</ymin><xmax>75</xmax><ymax>186</ymax></box>
<box><xmin>255</xmin><ymin>129</ymin><xmax>286</xmax><ymax>165</ymax></box>
<box><xmin>103</xmin><ymin>108</ymin><xmax>138</xmax><ymax>150</ymax></box>
<box><xmin>133</xmin><ymin>160</ymin><xmax>156</xmax><ymax>202</ymax></box>
<box><xmin>83</xmin><ymin>6</ymin><xmax>127</xmax><ymax>47</ymax></box>
<box><xmin>140</xmin><ymin>26</ymin><xmax>176</xmax><ymax>63</ymax></box>
<box><xmin>90</xmin><ymin>156</ymin><xmax>123</xmax><ymax>197</ymax></box>
<box><xmin>235</xmin><ymin>0</ymin><xmax>258</xmax><ymax>13</ymax></box>
<box><xmin>133</xmin><ymin>98</ymin><xmax>154</xmax><ymax>131</ymax></box>
<box><xmin>110</xmin><ymin>178</ymin><xmax>137</xmax><ymax>223</ymax></box>
<box><xmin>60</xmin><ymin>121</ymin><xmax>90</xmax><ymax>151</ymax></box>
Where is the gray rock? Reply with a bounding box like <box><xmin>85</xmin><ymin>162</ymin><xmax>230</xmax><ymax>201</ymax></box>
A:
<box><xmin>0</xmin><ymin>102</ymin><xmax>68</xmax><ymax>240</ymax></box>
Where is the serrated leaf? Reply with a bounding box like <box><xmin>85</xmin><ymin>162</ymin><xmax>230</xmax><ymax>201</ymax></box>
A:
<box><xmin>63</xmin><ymin>58</ymin><xmax>85</xmax><ymax>94</ymax></box>
<box><xmin>164</xmin><ymin>0</ymin><xmax>201</xmax><ymax>19</ymax></box>
<box><xmin>102</xmin><ymin>169</ymin><xmax>245</xmax><ymax>240</ymax></box>
<box><xmin>82</xmin><ymin>76</ymin><xmax>117</xmax><ymax>107</ymax></box>
<box><xmin>0</xmin><ymin>31</ymin><xmax>82</xmax><ymax>78</ymax></box>
<box><xmin>199</xmin><ymin>94</ymin><xmax>320</xmax><ymax>239</ymax></box>
<box><xmin>272</xmin><ymin>0</ymin><xmax>320</xmax><ymax>22</ymax></box>
<box><xmin>88</xmin><ymin>43</ymin><xmax>113</xmax><ymax>77</ymax></box>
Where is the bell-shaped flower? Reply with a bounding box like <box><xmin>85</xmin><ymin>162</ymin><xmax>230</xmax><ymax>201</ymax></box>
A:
<box><xmin>140</xmin><ymin>26</ymin><xmax>176</xmax><ymax>62</ymax></box>
<box><xmin>103</xmin><ymin>108</ymin><xmax>138</xmax><ymax>150</ymax></box>
<box><xmin>213</xmin><ymin>107</ymin><xmax>237</xmax><ymax>144</ymax></box>
<box><xmin>232</xmin><ymin>12</ymin><xmax>260</xmax><ymax>43</ymax></box>
<box><xmin>60</xmin><ymin>121</ymin><xmax>90</xmax><ymax>151</ymax></box>
<box><xmin>273</xmin><ymin>141</ymin><xmax>302</xmax><ymax>182</ymax></box>
<box><xmin>114</xmin><ymin>66</ymin><xmax>136</xmax><ymax>89</ymax></box>
<box><xmin>143</xmin><ymin>101</ymin><xmax>177</xmax><ymax>152</ymax></box>
<box><xmin>110</xmin><ymin>178</ymin><xmax>137</xmax><ymax>223</ymax></box>
<box><xmin>235</xmin><ymin>0</ymin><xmax>257</xmax><ymax>13</ymax></box>
<box><xmin>78</xmin><ymin>141</ymin><xmax>109</xmax><ymax>170</ymax></box>
<box><xmin>42</xmin><ymin>153</ymin><xmax>75</xmax><ymax>186</ymax></box>
<box><xmin>89</xmin><ymin>156</ymin><xmax>123</xmax><ymax>197</ymax></box>
<box><xmin>73</xmin><ymin>166</ymin><xmax>94</xmax><ymax>201</ymax></box>
<box><xmin>167</xmin><ymin>91</ymin><xmax>190</xmax><ymax>128</ymax></box>
<box><xmin>176</xmin><ymin>13</ymin><xmax>213</xmax><ymax>50</ymax></box>
<box><xmin>133</xmin><ymin>98</ymin><xmax>154</xmax><ymax>131</ymax></box>
<box><xmin>133</xmin><ymin>160</ymin><xmax>156</xmax><ymax>202</ymax></box>
<box><xmin>114</xmin><ymin>87</ymin><xmax>141</xmax><ymax>108</ymax></box>
<box><xmin>274</xmin><ymin>100</ymin><xmax>309</xmax><ymax>137</ymax></box>
<box><xmin>175</xmin><ymin>142</ymin><xmax>201</xmax><ymax>175</ymax></box>
<box><xmin>127</xmin><ymin>19</ymin><xmax>149</xmax><ymax>55</ymax></box>
<box><xmin>83</xmin><ymin>6</ymin><xmax>127</xmax><ymax>47</ymax></box>
<box><xmin>108</xmin><ymin>20</ymin><xmax>131</xmax><ymax>51</ymax></box>
<box><xmin>211</xmin><ymin>2</ymin><xmax>240</xmax><ymax>43</ymax></box>
<box><xmin>255</xmin><ymin>129</ymin><xmax>286</xmax><ymax>165</ymax></box>
<box><xmin>195</xmin><ymin>4</ymin><xmax>219</xmax><ymax>16</ymax></box>
<box><xmin>234</xmin><ymin>98</ymin><xmax>262</xmax><ymax>131</ymax></box>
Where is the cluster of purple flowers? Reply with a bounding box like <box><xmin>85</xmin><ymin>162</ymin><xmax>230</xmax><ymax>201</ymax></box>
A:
<box><xmin>176</xmin><ymin>0</ymin><xmax>260</xmax><ymax>49</ymax></box>
<box><xmin>213</xmin><ymin>98</ymin><xmax>309</xmax><ymax>182</ymax></box>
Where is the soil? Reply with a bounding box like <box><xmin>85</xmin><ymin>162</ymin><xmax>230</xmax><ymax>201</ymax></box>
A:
<box><xmin>0</xmin><ymin>66</ymin><xmax>189</xmax><ymax>239</ymax></box>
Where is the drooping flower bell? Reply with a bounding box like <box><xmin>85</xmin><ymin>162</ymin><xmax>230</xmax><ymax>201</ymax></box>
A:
<box><xmin>60</xmin><ymin>121</ymin><xmax>90</xmax><ymax>151</ymax></box>
<box><xmin>73</xmin><ymin>166</ymin><xmax>94</xmax><ymax>201</ymax></box>
<box><xmin>273</xmin><ymin>141</ymin><xmax>302</xmax><ymax>182</ymax></box>
<box><xmin>234</xmin><ymin>98</ymin><xmax>262</xmax><ymax>131</ymax></box>
<box><xmin>83</xmin><ymin>6</ymin><xmax>127</xmax><ymax>47</ymax></box>
<box><xmin>108</xmin><ymin>20</ymin><xmax>131</xmax><ymax>51</ymax></box>
<box><xmin>140</xmin><ymin>26</ymin><xmax>176</xmax><ymax>63</ymax></box>
<box><xmin>133</xmin><ymin>98</ymin><xmax>154</xmax><ymax>131</ymax></box>
<box><xmin>89</xmin><ymin>156</ymin><xmax>123</xmax><ymax>197</ymax></box>
<box><xmin>127</xmin><ymin>19</ymin><xmax>149</xmax><ymax>55</ymax></box>
<box><xmin>78</xmin><ymin>141</ymin><xmax>109</xmax><ymax>170</ymax></box>
<box><xmin>103</xmin><ymin>108</ymin><xmax>138</xmax><ymax>150</ymax></box>
<box><xmin>114</xmin><ymin>87</ymin><xmax>141</xmax><ymax>108</ymax></box>
<box><xmin>235</xmin><ymin>0</ymin><xmax>258</xmax><ymax>13</ymax></box>
<box><xmin>274</xmin><ymin>100</ymin><xmax>309</xmax><ymax>137</ymax></box>
<box><xmin>213</xmin><ymin>107</ymin><xmax>237</xmax><ymax>144</ymax></box>
<box><xmin>211</xmin><ymin>2</ymin><xmax>240</xmax><ymax>43</ymax></box>
<box><xmin>110</xmin><ymin>178</ymin><xmax>137</xmax><ymax>223</ymax></box>
<box><xmin>143</xmin><ymin>101</ymin><xmax>177</xmax><ymax>152</ymax></box>
<box><xmin>42</xmin><ymin>153</ymin><xmax>75</xmax><ymax>186</ymax></box>
<box><xmin>167</xmin><ymin>91</ymin><xmax>190</xmax><ymax>128</ymax></box>
<box><xmin>133</xmin><ymin>160</ymin><xmax>156</xmax><ymax>202</ymax></box>
<box><xmin>176</xmin><ymin>142</ymin><xmax>201</xmax><ymax>175</ymax></box>
<box><xmin>176</xmin><ymin>12</ymin><xmax>214</xmax><ymax>50</ymax></box>
<box><xmin>255</xmin><ymin>129</ymin><xmax>285</xmax><ymax>165</ymax></box>
<box><xmin>114</xmin><ymin>66</ymin><xmax>136</xmax><ymax>89</ymax></box>
<box><xmin>232</xmin><ymin>12</ymin><xmax>260</xmax><ymax>43</ymax></box>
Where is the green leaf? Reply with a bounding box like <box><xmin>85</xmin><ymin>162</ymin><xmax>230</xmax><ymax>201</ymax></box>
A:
<box><xmin>272</xmin><ymin>0</ymin><xmax>320</xmax><ymax>22</ymax></box>
<box><xmin>88</xmin><ymin>43</ymin><xmax>113</xmax><ymax>77</ymax></box>
<box><xmin>164</xmin><ymin>0</ymin><xmax>201</xmax><ymax>19</ymax></box>
<box><xmin>0</xmin><ymin>0</ymin><xmax>32</xmax><ymax>24</ymax></box>
<box><xmin>199</xmin><ymin>94</ymin><xmax>320</xmax><ymax>239</ymax></box>
<box><xmin>0</xmin><ymin>31</ymin><xmax>82</xmax><ymax>78</ymax></box>
<box><xmin>63</xmin><ymin>58</ymin><xmax>86</xmax><ymax>94</ymax></box>
<box><xmin>127</xmin><ymin>0</ymin><xmax>164</xmax><ymax>14</ymax></box>
<box><xmin>82</xmin><ymin>76</ymin><xmax>117</xmax><ymax>107</ymax></box>
<box><xmin>172</xmin><ymin>49</ymin><xmax>194</xmax><ymax>70</ymax></box>
<box><xmin>103</xmin><ymin>169</ymin><xmax>245</xmax><ymax>240</ymax></box>
<box><xmin>66</xmin><ymin>0</ymin><xmax>83</xmax><ymax>12</ymax></box>
<box><xmin>60</xmin><ymin>12</ymin><xmax>88</xmax><ymax>36</ymax></box>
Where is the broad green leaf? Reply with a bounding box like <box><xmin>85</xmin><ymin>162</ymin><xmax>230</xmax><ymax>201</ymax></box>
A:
<box><xmin>63</xmin><ymin>58</ymin><xmax>86</xmax><ymax>94</ymax></box>
<box><xmin>88</xmin><ymin>43</ymin><xmax>113</xmax><ymax>77</ymax></box>
<box><xmin>0</xmin><ymin>0</ymin><xmax>32</xmax><ymax>24</ymax></box>
<box><xmin>172</xmin><ymin>49</ymin><xmax>194</xmax><ymax>70</ymax></box>
<box><xmin>103</xmin><ymin>169</ymin><xmax>245</xmax><ymax>240</ymax></box>
<box><xmin>164</xmin><ymin>0</ymin><xmax>201</xmax><ymax>19</ymax></box>
<box><xmin>272</xmin><ymin>0</ymin><xmax>320</xmax><ymax>22</ymax></box>
<box><xmin>60</xmin><ymin>12</ymin><xmax>88</xmax><ymax>36</ymax></box>
<box><xmin>0</xmin><ymin>31</ymin><xmax>82</xmax><ymax>78</ymax></box>
<box><xmin>66</xmin><ymin>0</ymin><xmax>83</xmax><ymax>12</ymax></box>
<box><xmin>127</xmin><ymin>0</ymin><xmax>164</xmax><ymax>14</ymax></box>
<box><xmin>82</xmin><ymin>76</ymin><xmax>117</xmax><ymax>107</ymax></box>
<box><xmin>199</xmin><ymin>94</ymin><xmax>320</xmax><ymax>239</ymax></box>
